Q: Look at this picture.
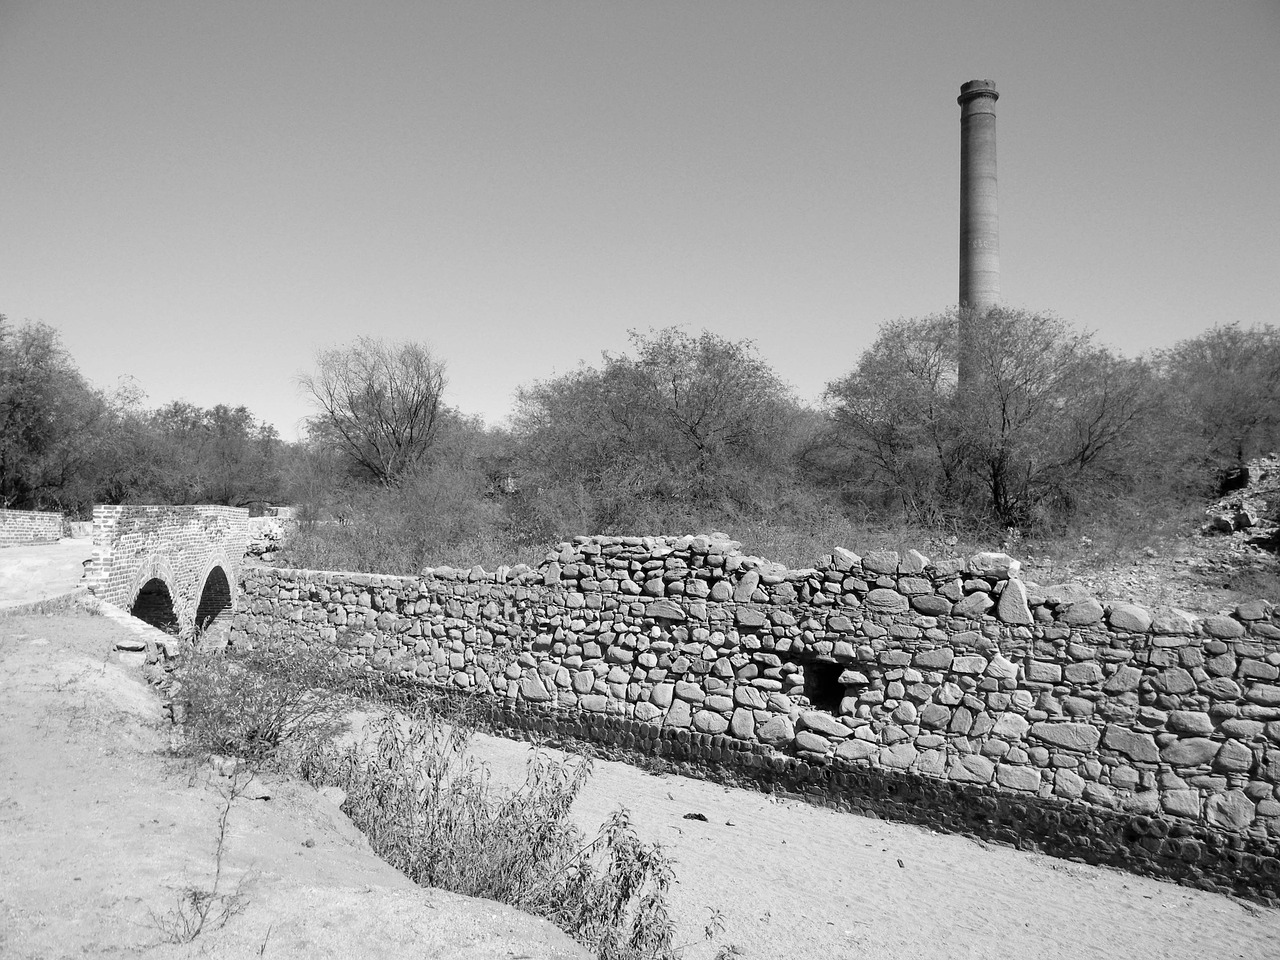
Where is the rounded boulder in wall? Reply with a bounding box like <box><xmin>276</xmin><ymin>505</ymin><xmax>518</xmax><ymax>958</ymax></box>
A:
<box><xmin>864</xmin><ymin>589</ymin><xmax>908</xmax><ymax>615</ymax></box>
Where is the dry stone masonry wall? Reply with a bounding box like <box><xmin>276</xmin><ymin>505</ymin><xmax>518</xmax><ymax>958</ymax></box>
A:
<box><xmin>0</xmin><ymin>507</ymin><xmax>63</xmax><ymax>545</ymax></box>
<box><xmin>233</xmin><ymin>534</ymin><xmax>1280</xmax><ymax>901</ymax></box>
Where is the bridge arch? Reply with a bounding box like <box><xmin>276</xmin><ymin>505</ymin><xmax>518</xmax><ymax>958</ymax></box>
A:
<box><xmin>126</xmin><ymin>554</ymin><xmax>181</xmax><ymax>633</ymax></box>
<box><xmin>194</xmin><ymin>555</ymin><xmax>235</xmax><ymax>633</ymax></box>
<box><xmin>86</xmin><ymin>505</ymin><xmax>252</xmax><ymax>639</ymax></box>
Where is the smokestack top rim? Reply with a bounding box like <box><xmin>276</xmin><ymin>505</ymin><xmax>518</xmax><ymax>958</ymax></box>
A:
<box><xmin>957</xmin><ymin>79</ymin><xmax>999</xmax><ymax>106</ymax></box>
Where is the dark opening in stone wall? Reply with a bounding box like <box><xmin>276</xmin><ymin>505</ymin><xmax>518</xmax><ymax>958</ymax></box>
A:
<box><xmin>803</xmin><ymin>660</ymin><xmax>846</xmax><ymax>713</ymax></box>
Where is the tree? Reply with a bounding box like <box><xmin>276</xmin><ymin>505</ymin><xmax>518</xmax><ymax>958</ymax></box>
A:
<box><xmin>0</xmin><ymin>317</ymin><xmax>288</xmax><ymax>512</ymax></box>
<box><xmin>0</xmin><ymin>316</ymin><xmax>112</xmax><ymax>512</ymax></box>
<box><xmin>1154</xmin><ymin>323</ymin><xmax>1280</xmax><ymax>480</ymax></box>
<box><xmin>513</xmin><ymin>327</ymin><xmax>804</xmax><ymax>530</ymax></box>
<box><xmin>140</xmin><ymin>402</ymin><xmax>283</xmax><ymax>507</ymax></box>
<box><xmin>957</xmin><ymin>309</ymin><xmax>1153</xmax><ymax>525</ymax></box>
<box><xmin>281</xmin><ymin>411</ymin><xmax>510</xmax><ymax>573</ymax></box>
<box><xmin>299</xmin><ymin>338</ymin><xmax>447</xmax><ymax>485</ymax></box>
<box><xmin>823</xmin><ymin>308</ymin><xmax>1153</xmax><ymax>529</ymax></box>
<box><xmin>822</xmin><ymin>312</ymin><xmax>960</xmax><ymax>521</ymax></box>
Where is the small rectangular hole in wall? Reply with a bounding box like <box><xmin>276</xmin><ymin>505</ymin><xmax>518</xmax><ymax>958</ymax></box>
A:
<box><xmin>803</xmin><ymin>659</ymin><xmax>845</xmax><ymax>712</ymax></box>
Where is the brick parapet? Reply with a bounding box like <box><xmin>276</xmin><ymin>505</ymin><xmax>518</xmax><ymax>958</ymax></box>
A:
<box><xmin>0</xmin><ymin>508</ymin><xmax>63</xmax><ymax>545</ymax></box>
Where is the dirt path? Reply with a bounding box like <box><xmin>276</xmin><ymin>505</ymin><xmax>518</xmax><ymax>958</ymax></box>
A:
<box><xmin>469</xmin><ymin>733</ymin><xmax>1280</xmax><ymax>960</ymax></box>
<box><xmin>0</xmin><ymin>610</ymin><xmax>587</xmax><ymax>960</ymax></box>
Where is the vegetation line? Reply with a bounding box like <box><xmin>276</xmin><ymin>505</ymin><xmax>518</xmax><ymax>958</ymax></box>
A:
<box><xmin>5</xmin><ymin>313</ymin><xmax>1278</xmax><ymax>588</ymax></box>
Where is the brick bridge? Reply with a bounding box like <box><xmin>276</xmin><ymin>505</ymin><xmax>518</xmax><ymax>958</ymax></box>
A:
<box><xmin>86</xmin><ymin>505</ymin><xmax>251</xmax><ymax>637</ymax></box>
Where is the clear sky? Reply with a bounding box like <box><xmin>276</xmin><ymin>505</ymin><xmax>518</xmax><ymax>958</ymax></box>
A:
<box><xmin>3</xmin><ymin>1</ymin><xmax>1278</xmax><ymax>440</ymax></box>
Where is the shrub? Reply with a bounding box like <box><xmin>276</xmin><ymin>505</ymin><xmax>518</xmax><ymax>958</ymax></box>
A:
<box><xmin>301</xmin><ymin>705</ymin><xmax>678</xmax><ymax>960</ymax></box>
<box><xmin>512</xmin><ymin>327</ymin><xmax>812</xmax><ymax>530</ymax></box>
<box><xmin>279</xmin><ymin>460</ymin><xmax>520</xmax><ymax>574</ymax></box>
<box><xmin>171</xmin><ymin>642</ymin><xmax>359</xmax><ymax>762</ymax></box>
<box><xmin>174</xmin><ymin>646</ymin><xmax>684</xmax><ymax>959</ymax></box>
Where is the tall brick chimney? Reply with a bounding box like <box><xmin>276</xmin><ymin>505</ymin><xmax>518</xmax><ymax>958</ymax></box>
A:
<box><xmin>958</xmin><ymin>79</ymin><xmax>999</xmax><ymax>385</ymax></box>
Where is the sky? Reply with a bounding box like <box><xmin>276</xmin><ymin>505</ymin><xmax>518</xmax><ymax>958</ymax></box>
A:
<box><xmin>2</xmin><ymin>1</ymin><xmax>1278</xmax><ymax>440</ymax></box>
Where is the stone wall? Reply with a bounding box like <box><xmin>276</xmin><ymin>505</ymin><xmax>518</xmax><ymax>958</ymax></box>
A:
<box><xmin>88</xmin><ymin>504</ymin><xmax>251</xmax><ymax>636</ymax></box>
<box><xmin>232</xmin><ymin>534</ymin><xmax>1280</xmax><ymax>900</ymax></box>
<box><xmin>0</xmin><ymin>507</ymin><xmax>63</xmax><ymax>545</ymax></box>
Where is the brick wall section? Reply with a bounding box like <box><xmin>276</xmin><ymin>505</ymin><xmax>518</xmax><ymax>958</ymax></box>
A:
<box><xmin>88</xmin><ymin>505</ymin><xmax>251</xmax><ymax>636</ymax></box>
<box><xmin>0</xmin><ymin>508</ymin><xmax>63</xmax><ymax>545</ymax></box>
<box><xmin>232</xmin><ymin>534</ymin><xmax>1280</xmax><ymax>901</ymax></box>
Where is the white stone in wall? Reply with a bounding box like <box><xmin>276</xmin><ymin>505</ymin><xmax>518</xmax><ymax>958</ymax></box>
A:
<box><xmin>967</xmin><ymin>552</ymin><xmax>1019</xmax><ymax>579</ymax></box>
<box><xmin>1205</xmin><ymin>791</ymin><xmax>1256</xmax><ymax>831</ymax></box>
<box><xmin>757</xmin><ymin>715</ymin><xmax>794</xmax><ymax>746</ymax></box>
<box><xmin>836</xmin><ymin>739</ymin><xmax>876</xmax><ymax>761</ymax></box>
<box><xmin>995</xmin><ymin>764</ymin><xmax>1040</xmax><ymax>792</ymax></box>
<box><xmin>952</xmin><ymin>592</ymin><xmax>994</xmax><ymax>618</ymax></box>
<box><xmin>1107</xmin><ymin>602</ymin><xmax>1152</xmax><ymax>633</ymax></box>
<box><xmin>995</xmin><ymin>579</ymin><xmax>1033</xmax><ymax>624</ymax></box>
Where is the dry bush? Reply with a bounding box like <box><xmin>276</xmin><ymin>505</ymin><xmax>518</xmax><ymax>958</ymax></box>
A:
<box><xmin>279</xmin><ymin>461</ymin><xmax>533</xmax><ymax>574</ymax></box>
<box><xmin>300</xmin><ymin>706</ymin><xmax>678</xmax><ymax>960</ymax></box>
<box><xmin>171</xmin><ymin>643</ymin><xmax>359</xmax><ymax>762</ymax></box>
<box><xmin>173</xmin><ymin>649</ymin><xmax>685</xmax><ymax>959</ymax></box>
<box><xmin>149</xmin><ymin>768</ymin><xmax>253</xmax><ymax>944</ymax></box>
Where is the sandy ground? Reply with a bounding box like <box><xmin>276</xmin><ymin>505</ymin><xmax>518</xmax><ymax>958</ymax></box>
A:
<box><xmin>3</xmin><ymin>540</ymin><xmax>1280</xmax><ymax>959</ymax></box>
<box><xmin>0</xmin><ymin>537</ymin><xmax>95</xmax><ymax>609</ymax></box>
<box><xmin>0</xmin><ymin>610</ymin><xmax>588</xmax><ymax>960</ymax></box>
<box><xmin>467</xmin><ymin>733</ymin><xmax>1280</xmax><ymax>960</ymax></box>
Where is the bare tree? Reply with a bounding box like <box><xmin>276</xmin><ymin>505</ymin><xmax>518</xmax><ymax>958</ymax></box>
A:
<box><xmin>1154</xmin><ymin>323</ymin><xmax>1280</xmax><ymax>476</ymax></box>
<box><xmin>822</xmin><ymin>312</ymin><xmax>961</xmax><ymax>522</ymax></box>
<box><xmin>824</xmin><ymin>308</ymin><xmax>1154</xmax><ymax>529</ymax></box>
<box><xmin>299</xmin><ymin>338</ymin><xmax>447</xmax><ymax>485</ymax></box>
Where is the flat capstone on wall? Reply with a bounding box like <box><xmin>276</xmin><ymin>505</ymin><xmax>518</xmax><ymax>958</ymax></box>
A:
<box><xmin>233</xmin><ymin>533</ymin><xmax>1280</xmax><ymax>902</ymax></box>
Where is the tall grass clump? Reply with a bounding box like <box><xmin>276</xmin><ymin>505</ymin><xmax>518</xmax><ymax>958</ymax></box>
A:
<box><xmin>301</xmin><ymin>706</ymin><xmax>678</xmax><ymax>960</ymax></box>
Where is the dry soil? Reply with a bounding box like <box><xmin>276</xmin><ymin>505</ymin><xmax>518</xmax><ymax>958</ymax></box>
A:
<box><xmin>0</xmin><ymin>609</ymin><xmax>588</xmax><ymax>960</ymax></box>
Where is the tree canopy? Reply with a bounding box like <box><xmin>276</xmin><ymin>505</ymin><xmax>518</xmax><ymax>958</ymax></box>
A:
<box><xmin>135</xmin><ymin>402</ymin><xmax>283</xmax><ymax>507</ymax></box>
<box><xmin>299</xmin><ymin>337</ymin><xmax>448</xmax><ymax>486</ymax></box>
<box><xmin>514</xmin><ymin>327</ymin><xmax>805</xmax><ymax>529</ymax></box>
<box><xmin>0</xmin><ymin>317</ymin><xmax>110</xmax><ymax>511</ymax></box>
<box><xmin>1154</xmin><ymin>323</ymin><xmax>1280</xmax><ymax>477</ymax></box>
<box><xmin>824</xmin><ymin>308</ymin><xmax>1153</xmax><ymax>529</ymax></box>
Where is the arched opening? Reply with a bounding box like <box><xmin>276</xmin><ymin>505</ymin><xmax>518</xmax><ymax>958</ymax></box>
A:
<box><xmin>195</xmin><ymin>566</ymin><xmax>233</xmax><ymax>633</ymax></box>
<box><xmin>131</xmin><ymin>578</ymin><xmax>179</xmax><ymax>634</ymax></box>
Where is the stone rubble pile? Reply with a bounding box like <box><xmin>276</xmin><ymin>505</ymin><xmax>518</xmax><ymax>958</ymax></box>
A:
<box><xmin>1205</xmin><ymin>453</ymin><xmax>1280</xmax><ymax>542</ymax></box>
<box><xmin>245</xmin><ymin>516</ymin><xmax>287</xmax><ymax>561</ymax></box>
